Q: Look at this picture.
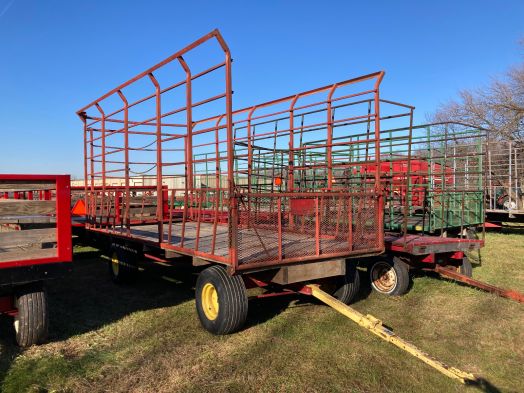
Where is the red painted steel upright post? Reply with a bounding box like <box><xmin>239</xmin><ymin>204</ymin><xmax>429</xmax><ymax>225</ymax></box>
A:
<box><xmin>95</xmin><ymin>103</ymin><xmax>107</xmax><ymax>227</ymax></box>
<box><xmin>373</xmin><ymin>72</ymin><xmax>385</xmax><ymax>251</ymax></box>
<box><xmin>55</xmin><ymin>175</ymin><xmax>72</xmax><ymax>262</ymax></box>
<box><xmin>288</xmin><ymin>95</ymin><xmax>299</xmax><ymax>228</ymax></box>
<box><xmin>89</xmin><ymin>125</ymin><xmax>95</xmax><ymax>227</ymax></box>
<box><xmin>211</xmin><ymin>114</ymin><xmax>226</xmax><ymax>255</ymax></box>
<box><xmin>80</xmin><ymin>112</ymin><xmax>89</xmax><ymax>228</ymax></box>
<box><xmin>246</xmin><ymin>107</ymin><xmax>257</xmax><ymax>226</ymax></box>
<box><xmin>214</xmin><ymin>30</ymin><xmax>237</xmax><ymax>270</ymax></box>
<box><xmin>402</xmin><ymin>108</ymin><xmax>414</xmax><ymax>245</ymax></box>
<box><xmin>277</xmin><ymin>198</ymin><xmax>283</xmax><ymax>260</ymax></box>
<box><xmin>326</xmin><ymin>85</ymin><xmax>338</xmax><ymax>190</ymax></box>
<box><xmin>147</xmin><ymin>73</ymin><xmax>164</xmax><ymax>243</ymax></box>
<box><xmin>178</xmin><ymin>56</ymin><xmax>195</xmax><ymax>239</ymax></box>
<box><xmin>117</xmin><ymin>90</ymin><xmax>131</xmax><ymax>234</ymax></box>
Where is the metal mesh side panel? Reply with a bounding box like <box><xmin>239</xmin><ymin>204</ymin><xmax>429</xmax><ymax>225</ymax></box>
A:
<box><xmin>236</xmin><ymin>194</ymin><xmax>380</xmax><ymax>265</ymax></box>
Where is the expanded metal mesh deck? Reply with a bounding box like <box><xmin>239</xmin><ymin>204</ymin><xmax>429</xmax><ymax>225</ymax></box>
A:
<box><xmin>110</xmin><ymin>216</ymin><xmax>378</xmax><ymax>265</ymax></box>
<box><xmin>111</xmin><ymin>223</ymin><xmax>229</xmax><ymax>256</ymax></box>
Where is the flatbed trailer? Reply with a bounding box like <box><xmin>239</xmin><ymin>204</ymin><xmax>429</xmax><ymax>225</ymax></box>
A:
<box><xmin>367</xmin><ymin>231</ymin><xmax>523</xmax><ymax>303</ymax></box>
<box><xmin>364</xmin><ymin>232</ymin><xmax>484</xmax><ymax>296</ymax></box>
<box><xmin>76</xmin><ymin>29</ymin><xmax>415</xmax><ymax>334</ymax></box>
<box><xmin>0</xmin><ymin>174</ymin><xmax>72</xmax><ymax>346</ymax></box>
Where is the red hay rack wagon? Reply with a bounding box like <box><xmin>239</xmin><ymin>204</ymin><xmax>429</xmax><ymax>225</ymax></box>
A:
<box><xmin>76</xmin><ymin>29</ymin><xmax>414</xmax><ymax>334</ymax></box>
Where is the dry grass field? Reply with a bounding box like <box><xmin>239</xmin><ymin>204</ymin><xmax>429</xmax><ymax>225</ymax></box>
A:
<box><xmin>0</xmin><ymin>229</ymin><xmax>523</xmax><ymax>393</ymax></box>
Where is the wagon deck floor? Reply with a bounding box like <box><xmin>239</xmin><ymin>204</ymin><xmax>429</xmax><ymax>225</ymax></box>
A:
<box><xmin>105</xmin><ymin>222</ymin><xmax>229</xmax><ymax>256</ymax></box>
<box><xmin>0</xmin><ymin>227</ymin><xmax>58</xmax><ymax>263</ymax></box>
<box><xmin>384</xmin><ymin>232</ymin><xmax>483</xmax><ymax>255</ymax></box>
<box><xmin>95</xmin><ymin>221</ymin><xmax>361</xmax><ymax>263</ymax></box>
<box><xmin>384</xmin><ymin>232</ymin><xmax>485</xmax><ymax>245</ymax></box>
<box><xmin>0</xmin><ymin>248</ymin><xmax>57</xmax><ymax>263</ymax></box>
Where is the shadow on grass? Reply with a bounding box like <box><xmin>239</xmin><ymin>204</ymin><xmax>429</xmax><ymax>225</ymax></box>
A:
<box><xmin>245</xmin><ymin>295</ymin><xmax>300</xmax><ymax>329</ymax></box>
<box><xmin>0</xmin><ymin>251</ymin><xmax>198</xmax><ymax>385</ymax></box>
<box><xmin>0</xmin><ymin>249</ymin><xmax>322</xmax><ymax>385</ymax></box>
<box><xmin>0</xmin><ymin>316</ymin><xmax>21</xmax><ymax>389</ymax></box>
<box><xmin>468</xmin><ymin>378</ymin><xmax>502</xmax><ymax>393</ymax></box>
<box><xmin>48</xmin><ymin>255</ymin><xmax>197</xmax><ymax>342</ymax></box>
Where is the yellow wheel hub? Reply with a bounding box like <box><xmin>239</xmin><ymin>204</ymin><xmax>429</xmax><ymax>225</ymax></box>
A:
<box><xmin>201</xmin><ymin>283</ymin><xmax>219</xmax><ymax>321</ymax></box>
<box><xmin>111</xmin><ymin>251</ymin><xmax>120</xmax><ymax>276</ymax></box>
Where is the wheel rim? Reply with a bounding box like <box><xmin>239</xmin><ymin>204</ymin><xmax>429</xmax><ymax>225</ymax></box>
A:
<box><xmin>201</xmin><ymin>283</ymin><xmax>219</xmax><ymax>321</ymax></box>
<box><xmin>13</xmin><ymin>317</ymin><xmax>19</xmax><ymax>334</ymax></box>
<box><xmin>371</xmin><ymin>262</ymin><xmax>397</xmax><ymax>293</ymax></box>
<box><xmin>111</xmin><ymin>251</ymin><xmax>120</xmax><ymax>277</ymax></box>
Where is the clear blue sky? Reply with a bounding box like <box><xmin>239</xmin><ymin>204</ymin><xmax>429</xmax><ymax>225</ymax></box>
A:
<box><xmin>0</xmin><ymin>0</ymin><xmax>523</xmax><ymax>177</ymax></box>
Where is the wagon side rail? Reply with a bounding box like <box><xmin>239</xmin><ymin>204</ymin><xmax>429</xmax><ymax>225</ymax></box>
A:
<box><xmin>0</xmin><ymin>174</ymin><xmax>71</xmax><ymax>271</ymax></box>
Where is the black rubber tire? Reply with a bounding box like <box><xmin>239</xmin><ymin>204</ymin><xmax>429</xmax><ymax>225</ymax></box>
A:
<box><xmin>14</xmin><ymin>282</ymin><xmax>48</xmax><ymax>347</ymax></box>
<box><xmin>195</xmin><ymin>265</ymin><xmax>248</xmax><ymax>335</ymax></box>
<box><xmin>109</xmin><ymin>243</ymin><xmax>139</xmax><ymax>284</ymax></box>
<box><xmin>459</xmin><ymin>256</ymin><xmax>473</xmax><ymax>277</ymax></box>
<box><xmin>369</xmin><ymin>257</ymin><xmax>411</xmax><ymax>296</ymax></box>
<box><xmin>321</xmin><ymin>262</ymin><xmax>361</xmax><ymax>304</ymax></box>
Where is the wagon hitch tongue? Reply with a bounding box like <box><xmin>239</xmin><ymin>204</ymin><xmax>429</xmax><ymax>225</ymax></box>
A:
<box><xmin>303</xmin><ymin>284</ymin><xmax>479</xmax><ymax>385</ymax></box>
<box><xmin>434</xmin><ymin>265</ymin><xmax>524</xmax><ymax>304</ymax></box>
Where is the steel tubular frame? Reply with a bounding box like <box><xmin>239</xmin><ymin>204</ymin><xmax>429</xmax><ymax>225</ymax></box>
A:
<box><xmin>222</xmin><ymin>72</ymin><xmax>387</xmax><ymax>271</ymax></box>
<box><xmin>78</xmin><ymin>29</ymin><xmax>400</xmax><ymax>274</ymax></box>
<box><xmin>78</xmin><ymin>29</ymin><xmax>232</xmax><ymax>236</ymax></box>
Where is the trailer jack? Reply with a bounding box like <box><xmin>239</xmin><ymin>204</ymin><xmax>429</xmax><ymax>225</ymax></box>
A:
<box><xmin>434</xmin><ymin>266</ymin><xmax>524</xmax><ymax>304</ymax></box>
<box><xmin>304</xmin><ymin>284</ymin><xmax>479</xmax><ymax>385</ymax></box>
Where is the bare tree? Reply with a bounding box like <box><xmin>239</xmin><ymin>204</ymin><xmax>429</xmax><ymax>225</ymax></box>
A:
<box><xmin>431</xmin><ymin>61</ymin><xmax>524</xmax><ymax>143</ymax></box>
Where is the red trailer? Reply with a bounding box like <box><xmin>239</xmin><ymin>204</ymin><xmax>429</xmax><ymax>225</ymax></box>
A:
<box><xmin>365</xmin><ymin>232</ymin><xmax>484</xmax><ymax>296</ymax></box>
<box><xmin>76</xmin><ymin>30</ymin><xmax>415</xmax><ymax>334</ymax></box>
<box><xmin>0</xmin><ymin>174</ymin><xmax>72</xmax><ymax>346</ymax></box>
<box><xmin>359</xmin><ymin>124</ymin><xmax>520</xmax><ymax>301</ymax></box>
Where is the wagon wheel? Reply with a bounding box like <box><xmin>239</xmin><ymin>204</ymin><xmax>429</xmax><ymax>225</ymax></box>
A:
<box><xmin>195</xmin><ymin>265</ymin><xmax>248</xmax><ymax>335</ymax></box>
<box><xmin>369</xmin><ymin>257</ymin><xmax>411</xmax><ymax>296</ymax></box>
<box><xmin>108</xmin><ymin>243</ymin><xmax>140</xmax><ymax>284</ymax></box>
<box><xmin>14</xmin><ymin>282</ymin><xmax>48</xmax><ymax>347</ymax></box>
<box><xmin>319</xmin><ymin>262</ymin><xmax>360</xmax><ymax>304</ymax></box>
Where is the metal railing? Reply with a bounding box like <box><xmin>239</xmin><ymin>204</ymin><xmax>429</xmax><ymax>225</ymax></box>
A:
<box><xmin>485</xmin><ymin>140</ymin><xmax>524</xmax><ymax>212</ymax></box>
<box><xmin>78</xmin><ymin>29</ymin><xmax>412</xmax><ymax>272</ymax></box>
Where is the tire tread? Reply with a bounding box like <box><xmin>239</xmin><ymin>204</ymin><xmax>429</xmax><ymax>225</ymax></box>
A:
<box><xmin>196</xmin><ymin>265</ymin><xmax>248</xmax><ymax>335</ymax></box>
<box><xmin>15</xmin><ymin>282</ymin><xmax>48</xmax><ymax>347</ymax></box>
